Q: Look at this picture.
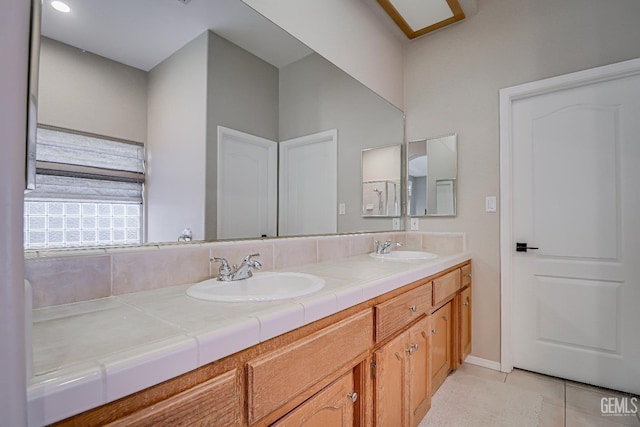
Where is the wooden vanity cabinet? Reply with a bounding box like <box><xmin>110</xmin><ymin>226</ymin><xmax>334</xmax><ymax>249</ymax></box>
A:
<box><xmin>54</xmin><ymin>261</ymin><xmax>472</xmax><ymax>427</ymax></box>
<box><xmin>373</xmin><ymin>278</ymin><xmax>432</xmax><ymax>427</ymax></box>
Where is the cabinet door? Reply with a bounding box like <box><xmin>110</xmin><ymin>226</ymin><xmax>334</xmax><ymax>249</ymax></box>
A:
<box><xmin>408</xmin><ymin>317</ymin><xmax>431</xmax><ymax>427</ymax></box>
<box><xmin>105</xmin><ymin>369</ymin><xmax>240</xmax><ymax>427</ymax></box>
<box><xmin>374</xmin><ymin>332</ymin><xmax>408</xmax><ymax>427</ymax></box>
<box><xmin>430</xmin><ymin>301</ymin><xmax>453</xmax><ymax>394</ymax></box>
<box><xmin>459</xmin><ymin>286</ymin><xmax>472</xmax><ymax>363</ymax></box>
<box><xmin>272</xmin><ymin>370</ymin><xmax>356</xmax><ymax>427</ymax></box>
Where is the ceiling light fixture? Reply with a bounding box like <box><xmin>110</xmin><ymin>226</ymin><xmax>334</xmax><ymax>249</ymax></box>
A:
<box><xmin>51</xmin><ymin>1</ymin><xmax>71</xmax><ymax>13</ymax></box>
<box><xmin>377</xmin><ymin>0</ymin><xmax>464</xmax><ymax>39</ymax></box>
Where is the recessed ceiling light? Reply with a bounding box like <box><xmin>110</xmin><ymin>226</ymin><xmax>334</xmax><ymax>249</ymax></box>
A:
<box><xmin>51</xmin><ymin>1</ymin><xmax>71</xmax><ymax>13</ymax></box>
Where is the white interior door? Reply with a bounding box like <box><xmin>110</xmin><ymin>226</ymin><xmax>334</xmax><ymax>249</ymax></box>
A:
<box><xmin>217</xmin><ymin>126</ymin><xmax>277</xmax><ymax>239</ymax></box>
<box><xmin>279</xmin><ymin>129</ymin><xmax>337</xmax><ymax>236</ymax></box>
<box><xmin>502</xmin><ymin>59</ymin><xmax>640</xmax><ymax>394</ymax></box>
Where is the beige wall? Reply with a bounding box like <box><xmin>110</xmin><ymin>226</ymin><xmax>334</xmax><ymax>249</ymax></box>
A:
<box><xmin>404</xmin><ymin>0</ymin><xmax>640</xmax><ymax>363</ymax></box>
<box><xmin>38</xmin><ymin>37</ymin><xmax>147</xmax><ymax>143</ymax></box>
<box><xmin>241</xmin><ymin>0</ymin><xmax>404</xmax><ymax>110</ymax></box>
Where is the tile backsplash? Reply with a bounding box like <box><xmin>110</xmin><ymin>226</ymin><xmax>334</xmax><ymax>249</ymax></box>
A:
<box><xmin>25</xmin><ymin>232</ymin><xmax>465</xmax><ymax>309</ymax></box>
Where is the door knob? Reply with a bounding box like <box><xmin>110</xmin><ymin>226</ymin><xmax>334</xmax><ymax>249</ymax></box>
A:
<box><xmin>516</xmin><ymin>242</ymin><xmax>539</xmax><ymax>252</ymax></box>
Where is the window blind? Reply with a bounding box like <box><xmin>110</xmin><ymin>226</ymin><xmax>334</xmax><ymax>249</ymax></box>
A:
<box><xmin>25</xmin><ymin>125</ymin><xmax>145</xmax><ymax>203</ymax></box>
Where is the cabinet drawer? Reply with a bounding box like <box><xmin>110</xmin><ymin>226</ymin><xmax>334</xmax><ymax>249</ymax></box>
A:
<box><xmin>106</xmin><ymin>369</ymin><xmax>240</xmax><ymax>427</ymax></box>
<box><xmin>433</xmin><ymin>269</ymin><xmax>461</xmax><ymax>306</ymax></box>
<box><xmin>375</xmin><ymin>282</ymin><xmax>432</xmax><ymax>342</ymax></box>
<box><xmin>247</xmin><ymin>310</ymin><xmax>373</xmax><ymax>424</ymax></box>
<box><xmin>461</xmin><ymin>264</ymin><xmax>472</xmax><ymax>288</ymax></box>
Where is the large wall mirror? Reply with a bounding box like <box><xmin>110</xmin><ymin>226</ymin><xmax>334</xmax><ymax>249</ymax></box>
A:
<box><xmin>407</xmin><ymin>134</ymin><xmax>457</xmax><ymax>216</ymax></box>
<box><xmin>26</xmin><ymin>0</ymin><xmax>404</xmax><ymax>249</ymax></box>
<box><xmin>361</xmin><ymin>145</ymin><xmax>402</xmax><ymax>217</ymax></box>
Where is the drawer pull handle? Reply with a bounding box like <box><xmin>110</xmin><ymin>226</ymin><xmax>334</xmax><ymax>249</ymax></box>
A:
<box><xmin>409</xmin><ymin>305</ymin><xmax>417</xmax><ymax>312</ymax></box>
<box><xmin>432</xmin><ymin>329</ymin><xmax>437</xmax><ymax>334</ymax></box>
<box><xmin>347</xmin><ymin>392</ymin><xmax>358</xmax><ymax>403</ymax></box>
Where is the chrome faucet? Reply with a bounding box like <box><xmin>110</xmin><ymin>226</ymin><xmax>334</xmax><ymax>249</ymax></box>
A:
<box><xmin>177</xmin><ymin>228</ymin><xmax>192</xmax><ymax>242</ymax></box>
<box><xmin>375</xmin><ymin>240</ymin><xmax>402</xmax><ymax>254</ymax></box>
<box><xmin>212</xmin><ymin>253</ymin><xmax>262</xmax><ymax>281</ymax></box>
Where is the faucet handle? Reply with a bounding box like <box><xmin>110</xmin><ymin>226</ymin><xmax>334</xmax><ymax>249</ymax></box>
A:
<box><xmin>211</xmin><ymin>257</ymin><xmax>231</xmax><ymax>280</ymax></box>
<box><xmin>244</xmin><ymin>253</ymin><xmax>262</xmax><ymax>269</ymax></box>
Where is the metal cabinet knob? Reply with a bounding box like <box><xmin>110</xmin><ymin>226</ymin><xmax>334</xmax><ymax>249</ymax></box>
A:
<box><xmin>412</xmin><ymin>343</ymin><xmax>419</xmax><ymax>351</ymax></box>
<box><xmin>432</xmin><ymin>328</ymin><xmax>437</xmax><ymax>334</ymax></box>
<box><xmin>409</xmin><ymin>305</ymin><xmax>417</xmax><ymax>312</ymax></box>
<box><xmin>467</xmin><ymin>273</ymin><xmax>472</xmax><ymax>279</ymax></box>
<box><xmin>347</xmin><ymin>392</ymin><xmax>358</xmax><ymax>403</ymax></box>
<box><xmin>463</xmin><ymin>300</ymin><xmax>469</xmax><ymax>307</ymax></box>
<box><xmin>406</xmin><ymin>347</ymin><xmax>414</xmax><ymax>355</ymax></box>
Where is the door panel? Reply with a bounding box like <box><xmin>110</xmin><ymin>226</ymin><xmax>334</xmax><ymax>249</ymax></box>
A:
<box><xmin>509</xmin><ymin>65</ymin><xmax>640</xmax><ymax>393</ymax></box>
<box><xmin>374</xmin><ymin>333</ymin><xmax>407</xmax><ymax>427</ymax></box>
<box><xmin>217</xmin><ymin>126</ymin><xmax>277</xmax><ymax>239</ymax></box>
<box><xmin>272</xmin><ymin>371</ymin><xmax>355</xmax><ymax>427</ymax></box>
<box><xmin>459</xmin><ymin>286</ymin><xmax>471</xmax><ymax>363</ymax></box>
<box><xmin>409</xmin><ymin>317</ymin><xmax>430</xmax><ymax>427</ymax></box>
<box><xmin>430</xmin><ymin>302</ymin><xmax>452</xmax><ymax>394</ymax></box>
<box><xmin>279</xmin><ymin>129</ymin><xmax>337</xmax><ymax>236</ymax></box>
<box><xmin>531</xmin><ymin>105</ymin><xmax>619</xmax><ymax>260</ymax></box>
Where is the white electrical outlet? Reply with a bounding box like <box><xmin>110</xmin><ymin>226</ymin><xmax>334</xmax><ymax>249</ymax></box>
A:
<box><xmin>410</xmin><ymin>218</ymin><xmax>419</xmax><ymax>230</ymax></box>
<box><xmin>392</xmin><ymin>218</ymin><xmax>400</xmax><ymax>230</ymax></box>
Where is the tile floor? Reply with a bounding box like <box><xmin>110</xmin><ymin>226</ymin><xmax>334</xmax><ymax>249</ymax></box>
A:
<box><xmin>423</xmin><ymin>363</ymin><xmax>640</xmax><ymax>427</ymax></box>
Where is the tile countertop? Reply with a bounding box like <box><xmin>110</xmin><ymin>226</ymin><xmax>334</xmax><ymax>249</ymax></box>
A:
<box><xmin>28</xmin><ymin>251</ymin><xmax>472</xmax><ymax>426</ymax></box>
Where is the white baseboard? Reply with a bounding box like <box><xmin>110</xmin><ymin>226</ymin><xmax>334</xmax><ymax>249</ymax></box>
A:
<box><xmin>463</xmin><ymin>355</ymin><xmax>502</xmax><ymax>371</ymax></box>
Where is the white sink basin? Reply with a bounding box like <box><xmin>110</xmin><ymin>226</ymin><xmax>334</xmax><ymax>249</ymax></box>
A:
<box><xmin>369</xmin><ymin>250</ymin><xmax>438</xmax><ymax>261</ymax></box>
<box><xmin>186</xmin><ymin>272</ymin><xmax>325</xmax><ymax>302</ymax></box>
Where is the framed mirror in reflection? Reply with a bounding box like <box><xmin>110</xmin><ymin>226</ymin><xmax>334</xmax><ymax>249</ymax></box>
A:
<box><xmin>407</xmin><ymin>134</ymin><xmax>457</xmax><ymax>217</ymax></box>
<box><xmin>361</xmin><ymin>145</ymin><xmax>402</xmax><ymax>217</ymax></box>
<box><xmin>26</xmin><ymin>0</ymin><xmax>405</xmax><ymax>250</ymax></box>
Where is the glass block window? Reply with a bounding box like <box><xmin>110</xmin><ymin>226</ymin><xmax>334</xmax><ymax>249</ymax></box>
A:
<box><xmin>24</xmin><ymin>126</ymin><xmax>144</xmax><ymax>249</ymax></box>
<box><xmin>24</xmin><ymin>201</ymin><xmax>141</xmax><ymax>249</ymax></box>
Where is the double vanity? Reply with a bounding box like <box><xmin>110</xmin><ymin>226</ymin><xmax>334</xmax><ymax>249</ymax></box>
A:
<box><xmin>26</xmin><ymin>232</ymin><xmax>471</xmax><ymax>426</ymax></box>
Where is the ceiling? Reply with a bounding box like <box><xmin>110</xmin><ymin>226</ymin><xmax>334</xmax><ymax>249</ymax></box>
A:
<box><xmin>40</xmin><ymin>0</ymin><xmax>479</xmax><ymax>73</ymax></box>
<box><xmin>40</xmin><ymin>0</ymin><xmax>313</xmax><ymax>71</ymax></box>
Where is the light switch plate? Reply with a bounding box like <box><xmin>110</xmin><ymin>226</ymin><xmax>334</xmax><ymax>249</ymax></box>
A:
<box><xmin>339</xmin><ymin>203</ymin><xmax>346</xmax><ymax>215</ymax></box>
<box><xmin>485</xmin><ymin>196</ymin><xmax>497</xmax><ymax>213</ymax></box>
<box><xmin>410</xmin><ymin>218</ymin><xmax>419</xmax><ymax>230</ymax></box>
<box><xmin>392</xmin><ymin>218</ymin><xmax>400</xmax><ymax>230</ymax></box>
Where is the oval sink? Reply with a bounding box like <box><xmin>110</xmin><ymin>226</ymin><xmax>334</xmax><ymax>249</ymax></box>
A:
<box><xmin>186</xmin><ymin>272</ymin><xmax>325</xmax><ymax>302</ymax></box>
<box><xmin>369</xmin><ymin>250</ymin><xmax>438</xmax><ymax>261</ymax></box>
